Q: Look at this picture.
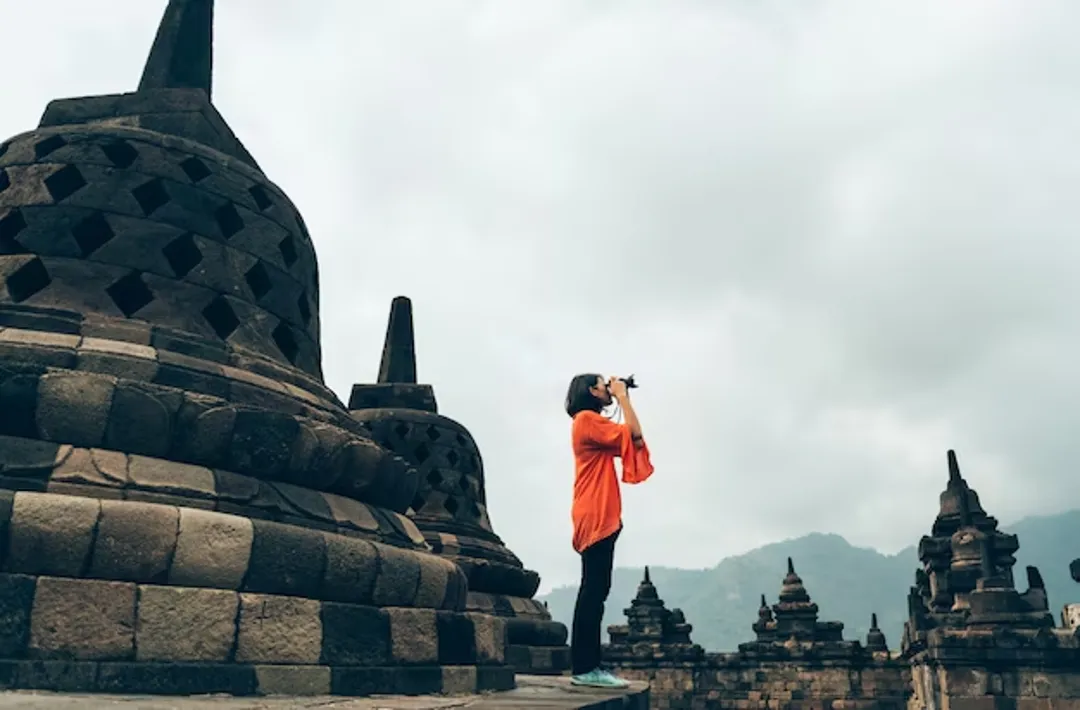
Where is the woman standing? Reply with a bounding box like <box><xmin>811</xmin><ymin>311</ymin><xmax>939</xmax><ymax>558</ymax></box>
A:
<box><xmin>564</xmin><ymin>374</ymin><xmax>654</xmax><ymax>688</ymax></box>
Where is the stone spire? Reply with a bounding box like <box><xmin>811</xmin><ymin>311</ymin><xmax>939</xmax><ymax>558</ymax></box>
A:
<box><xmin>902</xmin><ymin>450</ymin><xmax>1055</xmax><ymax>659</ymax></box>
<box><xmin>138</xmin><ymin>0</ymin><xmax>214</xmax><ymax>95</ymax></box>
<box><xmin>865</xmin><ymin>613</ymin><xmax>888</xmax><ymax>653</ymax></box>
<box><xmin>752</xmin><ymin>593</ymin><xmax>776</xmax><ymax>640</ymax></box>
<box><xmin>932</xmin><ymin>449</ymin><xmax>992</xmax><ymax>538</ymax></box>
<box><xmin>348</xmin><ymin>297</ymin><xmax>436</xmax><ymax>412</ymax></box>
<box><xmin>606</xmin><ymin>568</ymin><xmax>702</xmax><ymax>661</ymax></box>
<box><xmin>740</xmin><ymin>558</ymin><xmax>847</xmax><ymax>654</ymax></box>
<box><xmin>378</xmin><ymin>296</ymin><xmax>418</xmax><ymax>384</ymax></box>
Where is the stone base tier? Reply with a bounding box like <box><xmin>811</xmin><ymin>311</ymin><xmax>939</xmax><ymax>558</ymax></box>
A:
<box><xmin>506</xmin><ymin>644</ymin><xmax>571</xmax><ymax>676</ymax></box>
<box><xmin>0</xmin><ymin>660</ymin><xmax>514</xmax><ymax>697</ymax></box>
<box><xmin>0</xmin><ymin>490</ymin><xmax>464</xmax><ymax>608</ymax></box>
<box><xmin>0</xmin><ymin>572</ymin><xmax>513</xmax><ymax>697</ymax></box>
<box><xmin>467</xmin><ymin>591</ymin><xmax>571</xmax><ymax>675</ymax></box>
<box><xmin>0</xmin><ymin>433</ymin><xmax>428</xmax><ymax>551</ymax></box>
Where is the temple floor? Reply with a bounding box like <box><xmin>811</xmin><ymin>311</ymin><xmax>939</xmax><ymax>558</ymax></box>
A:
<box><xmin>0</xmin><ymin>675</ymin><xmax>649</xmax><ymax>709</ymax></box>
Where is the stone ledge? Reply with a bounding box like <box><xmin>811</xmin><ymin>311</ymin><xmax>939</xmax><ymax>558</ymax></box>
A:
<box><xmin>0</xmin><ymin>494</ymin><xmax>461</xmax><ymax>609</ymax></box>
<box><xmin>0</xmin><ymin>660</ymin><xmax>514</xmax><ymax>697</ymax></box>
<box><xmin>0</xmin><ymin>674</ymin><xmax>648</xmax><ymax>708</ymax></box>
<box><xmin>0</xmin><ymin>574</ymin><xmax>494</xmax><ymax>664</ymax></box>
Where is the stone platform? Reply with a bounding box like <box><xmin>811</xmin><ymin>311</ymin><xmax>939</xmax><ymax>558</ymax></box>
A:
<box><xmin>0</xmin><ymin>676</ymin><xmax>649</xmax><ymax>709</ymax></box>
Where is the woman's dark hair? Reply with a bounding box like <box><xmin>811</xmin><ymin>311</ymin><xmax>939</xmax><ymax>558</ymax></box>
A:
<box><xmin>565</xmin><ymin>373</ymin><xmax>604</xmax><ymax>418</ymax></box>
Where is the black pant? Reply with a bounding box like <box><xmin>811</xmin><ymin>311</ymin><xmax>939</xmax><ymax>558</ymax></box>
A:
<box><xmin>570</xmin><ymin>527</ymin><xmax>621</xmax><ymax>675</ymax></box>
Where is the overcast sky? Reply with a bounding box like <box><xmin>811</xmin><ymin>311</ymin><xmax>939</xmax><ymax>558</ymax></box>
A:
<box><xmin>3</xmin><ymin>0</ymin><xmax>1079</xmax><ymax>593</ymax></box>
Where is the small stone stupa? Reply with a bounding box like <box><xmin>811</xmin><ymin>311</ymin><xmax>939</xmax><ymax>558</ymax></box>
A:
<box><xmin>348</xmin><ymin>296</ymin><xmax>570</xmax><ymax>674</ymax></box>
<box><xmin>738</xmin><ymin>558</ymin><xmax>862</xmax><ymax>660</ymax></box>
<box><xmin>0</xmin><ymin>0</ymin><xmax>512</xmax><ymax>696</ymax></box>
<box><xmin>605</xmin><ymin>567</ymin><xmax>704</xmax><ymax>664</ymax></box>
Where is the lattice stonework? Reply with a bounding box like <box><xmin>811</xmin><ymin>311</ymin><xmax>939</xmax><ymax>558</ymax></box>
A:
<box><xmin>358</xmin><ymin>414</ymin><xmax>490</xmax><ymax>531</ymax></box>
<box><xmin>0</xmin><ymin>130</ymin><xmax>322</xmax><ymax>377</ymax></box>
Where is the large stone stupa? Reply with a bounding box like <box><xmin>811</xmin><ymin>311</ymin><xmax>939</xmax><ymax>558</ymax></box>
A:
<box><xmin>0</xmin><ymin>0</ymin><xmax>512</xmax><ymax>696</ymax></box>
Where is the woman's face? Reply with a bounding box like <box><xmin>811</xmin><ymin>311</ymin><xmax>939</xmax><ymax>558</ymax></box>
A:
<box><xmin>589</xmin><ymin>376</ymin><xmax>613</xmax><ymax>407</ymax></box>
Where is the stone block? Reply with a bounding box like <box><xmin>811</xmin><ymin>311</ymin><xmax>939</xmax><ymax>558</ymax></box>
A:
<box><xmin>169</xmin><ymin>507</ymin><xmax>253</xmax><ymax>589</ymax></box>
<box><xmin>0</xmin><ymin>436</ymin><xmax>61</xmax><ymax>483</ymax></box>
<box><xmin>322</xmin><ymin>492</ymin><xmax>379</xmax><ymax>532</ymax></box>
<box><xmin>77</xmin><ymin>351</ymin><xmax>159</xmax><ymax>384</ymax></box>
<box><xmin>0</xmin><ymin>574</ymin><xmax>36</xmax><ymax>656</ymax></box>
<box><xmin>322</xmin><ymin>533</ymin><xmax>378</xmax><ymax>605</ymax></box>
<box><xmin>255</xmin><ymin>665</ymin><xmax>331</xmax><ymax>696</ymax></box>
<box><xmin>88</xmin><ymin>499</ymin><xmax>178</xmax><ymax>583</ymax></box>
<box><xmin>319</xmin><ymin>602</ymin><xmax>392</xmax><ymax>666</ymax></box>
<box><xmin>388</xmin><ymin>608</ymin><xmax>438</xmax><ymax>664</ymax></box>
<box><xmin>51</xmin><ymin>446</ymin><xmax>127</xmax><ymax>488</ymax></box>
<box><xmin>372</xmin><ymin>542</ymin><xmax>421</xmax><ymax>607</ymax></box>
<box><xmin>436</xmin><ymin>611</ymin><xmax>477</xmax><ymax>665</ymax></box>
<box><xmin>11</xmin><ymin>660</ymin><xmax>98</xmax><ymax>692</ymax></box>
<box><xmin>29</xmin><ymin>577</ymin><xmax>136</xmax><ymax>660</ymax></box>
<box><xmin>243</xmin><ymin>519</ymin><xmax>325</xmax><ymax>598</ymax></box>
<box><xmin>135</xmin><ymin>585</ymin><xmax>238</xmax><ymax>662</ymax></box>
<box><xmin>235</xmin><ymin>593</ymin><xmax>321</xmax><ymax>664</ymax></box>
<box><xmin>104</xmin><ymin>384</ymin><xmax>173</xmax><ymax>458</ymax></box>
<box><xmin>95</xmin><ymin>661</ymin><xmax>258</xmax><ymax>696</ymax></box>
<box><xmin>414</xmin><ymin>554</ymin><xmax>452</xmax><ymax>609</ymax></box>
<box><xmin>468</xmin><ymin>612</ymin><xmax>507</xmax><ymax>664</ymax></box>
<box><xmin>0</xmin><ymin>373</ymin><xmax>41</xmax><ymax>440</ymax></box>
<box><xmin>395</xmin><ymin>513</ymin><xmax>427</xmax><ymax>546</ymax></box>
<box><xmin>441</xmin><ymin>666</ymin><xmax>478</xmax><ymax>695</ymax></box>
<box><xmin>35</xmin><ymin>371</ymin><xmax>116</xmax><ymax>447</ymax></box>
<box><xmin>127</xmin><ymin>454</ymin><xmax>216</xmax><ymax>498</ymax></box>
<box><xmin>5</xmin><ymin>491</ymin><xmax>99</xmax><ymax>576</ymax></box>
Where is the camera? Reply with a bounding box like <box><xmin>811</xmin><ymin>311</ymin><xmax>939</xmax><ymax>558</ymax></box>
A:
<box><xmin>609</xmin><ymin>374</ymin><xmax>638</xmax><ymax>390</ymax></box>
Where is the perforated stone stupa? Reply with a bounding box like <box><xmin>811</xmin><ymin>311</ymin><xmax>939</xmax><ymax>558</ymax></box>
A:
<box><xmin>0</xmin><ymin>0</ymin><xmax>512</xmax><ymax>696</ymax></box>
<box><xmin>348</xmin><ymin>296</ymin><xmax>571</xmax><ymax>675</ymax></box>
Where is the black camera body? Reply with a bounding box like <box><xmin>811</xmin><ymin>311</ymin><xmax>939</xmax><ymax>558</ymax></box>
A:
<box><xmin>617</xmin><ymin>374</ymin><xmax>638</xmax><ymax>389</ymax></box>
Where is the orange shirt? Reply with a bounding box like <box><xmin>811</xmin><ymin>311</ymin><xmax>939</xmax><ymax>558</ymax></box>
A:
<box><xmin>570</xmin><ymin>410</ymin><xmax>654</xmax><ymax>553</ymax></box>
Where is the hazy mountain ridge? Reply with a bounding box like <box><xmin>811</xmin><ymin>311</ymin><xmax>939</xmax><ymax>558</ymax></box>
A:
<box><xmin>537</xmin><ymin>510</ymin><xmax>1080</xmax><ymax>653</ymax></box>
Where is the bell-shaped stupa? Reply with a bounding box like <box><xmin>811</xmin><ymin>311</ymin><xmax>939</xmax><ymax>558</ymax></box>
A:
<box><xmin>0</xmin><ymin>0</ymin><xmax>512</xmax><ymax>697</ymax></box>
<box><xmin>349</xmin><ymin>296</ymin><xmax>571</xmax><ymax>674</ymax></box>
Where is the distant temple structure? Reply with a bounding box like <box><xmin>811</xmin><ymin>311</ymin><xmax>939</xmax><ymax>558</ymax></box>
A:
<box><xmin>603</xmin><ymin>451</ymin><xmax>1080</xmax><ymax>709</ymax></box>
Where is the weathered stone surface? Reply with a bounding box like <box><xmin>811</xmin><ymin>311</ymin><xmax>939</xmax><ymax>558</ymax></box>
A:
<box><xmin>0</xmin><ymin>574</ymin><xmax>35</xmax><ymax>657</ymax></box>
<box><xmin>135</xmin><ymin>585</ymin><xmax>238</xmax><ymax>661</ymax></box>
<box><xmin>169</xmin><ymin>507</ymin><xmax>253</xmax><ymax>589</ymax></box>
<box><xmin>235</xmin><ymin>594</ymin><xmax>321</xmax><ymax>664</ymax></box>
<box><xmin>88</xmin><ymin>499</ymin><xmax>178</xmax><ymax>583</ymax></box>
<box><xmin>128</xmin><ymin>454</ymin><xmax>216</xmax><ymax>498</ymax></box>
<box><xmin>414</xmin><ymin>555</ymin><xmax>451</xmax><ymax>609</ymax></box>
<box><xmin>372</xmin><ymin>542</ymin><xmax>421</xmax><ymax>607</ymax></box>
<box><xmin>322</xmin><ymin>534</ymin><xmax>378</xmax><ymax>605</ymax></box>
<box><xmin>5</xmin><ymin>492</ymin><xmax>100</xmax><ymax>576</ymax></box>
<box><xmin>35</xmin><ymin>372</ymin><xmax>115</xmax><ymax>447</ymax></box>
<box><xmin>388</xmin><ymin>608</ymin><xmax>438</xmax><ymax>664</ymax></box>
<box><xmin>319</xmin><ymin>603</ymin><xmax>391</xmax><ymax>666</ymax></box>
<box><xmin>28</xmin><ymin>577</ymin><xmax>136</xmax><ymax>660</ymax></box>
<box><xmin>467</xmin><ymin>613</ymin><xmax>506</xmax><ymax>665</ymax></box>
<box><xmin>254</xmin><ymin>665</ymin><xmax>330</xmax><ymax>696</ymax></box>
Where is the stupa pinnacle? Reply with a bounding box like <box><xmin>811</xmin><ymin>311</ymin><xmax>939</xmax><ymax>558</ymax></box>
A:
<box><xmin>138</xmin><ymin>0</ymin><xmax>214</xmax><ymax>95</ymax></box>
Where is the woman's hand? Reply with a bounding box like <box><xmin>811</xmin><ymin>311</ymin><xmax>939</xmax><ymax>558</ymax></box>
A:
<box><xmin>608</xmin><ymin>376</ymin><xmax>629</xmax><ymax>400</ymax></box>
